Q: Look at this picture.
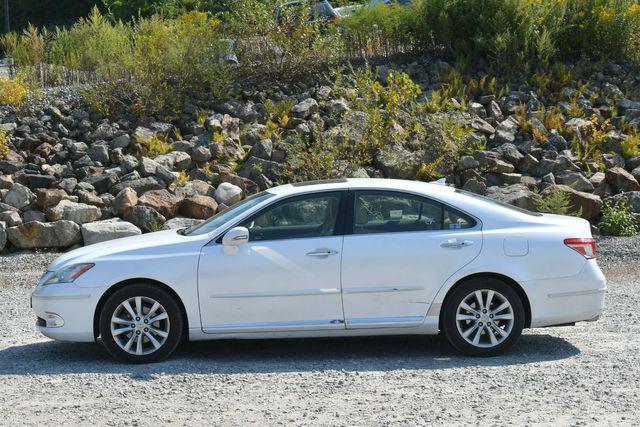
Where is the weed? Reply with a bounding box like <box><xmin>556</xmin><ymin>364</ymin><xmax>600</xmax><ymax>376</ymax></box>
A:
<box><xmin>0</xmin><ymin>128</ymin><xmax>10</xmax><ymax>159</ymax></box>
<box><xmin>534</xmin><ymin>190</ymin><xmax>581</xmax><ymax>216</ymax></box>
<box><xmin>621</xmin><ymin>133</ymin><xmax>640</xmax><ymax>159</ymax></box>
<box><xmin>135</xmin><ymin>133</ymin><xmax>173</xmax><ymax>157</ymax></box>
<box><xmin>599</xmin><ymin>195</ymin><xmax>638</xmax><ymax>236</ymax></box>
<box><xmin>0</xmin><ymin>73</ymin><xmax>29</xmax><ymax>106</ymax></box>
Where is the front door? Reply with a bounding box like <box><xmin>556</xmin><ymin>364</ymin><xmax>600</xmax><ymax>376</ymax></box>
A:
<box><xmin>341</xmin><ymin>190</ymin><xmax>482</xmax><ymax>328</ymax></box>
<box><xmin>198</xmin><ymin>191</ymin><xmax>346</xmax><ymax>333</ymax></box>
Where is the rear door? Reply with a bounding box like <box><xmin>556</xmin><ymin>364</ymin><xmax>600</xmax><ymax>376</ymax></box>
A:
<box><xmin>340</xmin><ymin>190</ymin><xmax>482</xmax><ymax>328</ymax></box>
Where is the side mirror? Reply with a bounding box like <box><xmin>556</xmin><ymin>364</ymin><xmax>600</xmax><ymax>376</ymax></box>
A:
<box><xmin>222</xmin><ymin>226</ymin><xmax>249</xmax><ymax>246</ymax></box>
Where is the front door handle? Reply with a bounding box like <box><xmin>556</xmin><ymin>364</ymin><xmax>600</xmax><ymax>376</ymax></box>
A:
<box><xmin>306</xmin><ymin>249</ymin><xmax>339</xmax><ymax>257</ymax></box>
<box><xmin>441</xmin><ymin>240</ymin><xmax>473</xmax><ymax>248</ymax></box>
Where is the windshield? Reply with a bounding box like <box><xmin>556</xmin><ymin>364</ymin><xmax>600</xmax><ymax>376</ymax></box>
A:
<box><xmin>183</xmin><ymin>191</ymin><xmax>275</xmax><ymax>236</ymax></box>
<box><xmin>454</xmin><ymin>189</ymin><xmax>542</xmax><ymax>217</ymax></box>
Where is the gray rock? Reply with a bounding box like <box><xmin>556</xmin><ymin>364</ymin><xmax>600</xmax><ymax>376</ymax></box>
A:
<box><xmin>471</xmin><ymin>118</ymin><xmax>495</xmax><ymax>135</ymax></box>
<box><xmin>7</xmin><ymin>220</ymin><xmax>82</xmax><ymax>249</ymax></box>
<box><xmin>87</xmin><ymin>144</ymin><xmax>110</xmax><ymax>164</ymax></box>
<box><xmin>239</xmin><ymin>157</ymin><xmax>283</xmax><ymax>182</ymax></box>
<box><xmin>602</xmin><ymin>153</ymin><xmax>626</xmax><ymax>169</ymax></box>
<box><xmin>555</xmin><ymin>171</ymin><xmax>595</xmax><ymax>192</ymax></box>
<box><xmin>111</xmin><ymin>134</ymin><xmax>131</xmax><ymax>149</ymax></box>
<box><xmin>85</xmin><ymin>173</ymin><xmax>119</xmax><ymax>195</ymax></box>
<box><xmin>252</xmin><ymin>139</ymin><xmax>273</xmax><ymax>160</ymax></box>
<box><xmin>3</xmin><ymin>183</ymin><xmax>35</xmax><ymax>210</ymax></box>
<box><xmin>605</xmin><ymin>167</ymin><xmax>640</xmax><ymax>192</ymax></box>
<box><xmin>462</xmin><ymin>178</ymin><xmax>486</xmax><ymax>195</ymax></box>
<box><xmin>214</xmin><ymin>182</ymin><xmax>243</xmax><ymax>206</ymax></box>
<box><xmin>23</xmin><ymin>210</ymin><xmax>46</xmax><ymax>223</ymax></box>
<box><xmin>162</xmin><ymin>216</ymin><xmax>204</xmax><ymax>230</ymax></box>
<box><xmin>327</xmin><ymin>98</ymin><xmax>350</xmax><ymax>114</ymax></box>
<box><xmin>518</xmin><ymin>154</ymin><xmax>539</xmax><ymax>173</ymax></box>
<box><xmin>291</xmin><ymin>98</ymin><xmax>318</xmax><ymax>119</ymax></box>
<box><xmin>46</xmin><ymin>200</ymin><xmax>102</xmax><ymax>224</ymax></box>
<box><xmin>81</xmin><ymin>219</ymin><xmax>142</xmax><ymax>245</ymax></box>
<box><xmin>485</xmin><ymin>184</ymin><xmax>537</xmax><ymax>211</ymax></box>
<box><xmin>457</xmin><ymin>156</ymin><xmax>480</xmax><ymax>171</ymax></box>
<box><xmin>240</xmin><ymin>123</ymin><xmax>268</xmax><ymax>146</ymax></box>
<box><xmin>123</xmin><ymin>205</ymin><xmax>166</xmax><ymax>232</ymax></box>
<box><xmin>111</xmin><ymin>177</ymin><xmax>166</xmax><ymax>196</ymax></box>
<box><xmin>0</xmin><ymin>210</ymin><xmax>22</xmax><ymax>227</ymax></box>
<box><xmin>154</xmin><ymin>151</ymin><xmax>192</xmax><ymax>171</ymax></box>
<box><xmin>497</xmin><ymin>143</ymin><xmax>524</xmax><ymax>164</ymax></box>
<box><xmin>190</xmin><ymin>146</ymin><xmax>212</xmax><ymax>163</ymax></box>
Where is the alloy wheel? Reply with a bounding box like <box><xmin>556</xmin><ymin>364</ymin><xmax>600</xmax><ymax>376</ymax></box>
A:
<box><xmin>110</xmin><ymin>296</ymin><xmax>171</xmax><ymax>356</ymax></box>
<box><xmin>455</xmin><ymin>289</ymin><xmax>514</xmax><ymax>348</ymax></box>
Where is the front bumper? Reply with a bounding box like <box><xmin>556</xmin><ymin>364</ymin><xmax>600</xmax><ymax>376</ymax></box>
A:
<box><xmin>526</xmin><ymin>260</ymin><xmax>606</xmax><ymax>328</ymax></box>
<box><xmin>31</xmin><ymin>283</ymin><xmax>98</xmax><ymax>342</ymax></box>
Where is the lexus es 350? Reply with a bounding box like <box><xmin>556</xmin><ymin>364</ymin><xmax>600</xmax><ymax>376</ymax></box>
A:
<box><xmin>31</xmin><ymin>179</ymin><xmax>606</xmax><ymax>363</ymax></box>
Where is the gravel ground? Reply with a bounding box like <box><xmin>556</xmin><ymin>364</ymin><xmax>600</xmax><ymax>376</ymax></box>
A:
<box><xmin>0</xmin><ymin>237</ymin><xmax>639</xmax><ymax>426</ymax></box>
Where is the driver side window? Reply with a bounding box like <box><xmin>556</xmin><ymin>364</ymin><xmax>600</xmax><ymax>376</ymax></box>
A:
<box><xmin>240</xmin><ymin>192</ymin><xmax>343</xmax><ymax>242</ymax></box>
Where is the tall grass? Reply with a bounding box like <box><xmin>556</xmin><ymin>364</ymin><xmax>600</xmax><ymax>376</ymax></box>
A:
<box><xmin>2</xmin><ymin>0</ymin><xmax>640</xmax><ymax>111</ymax></box>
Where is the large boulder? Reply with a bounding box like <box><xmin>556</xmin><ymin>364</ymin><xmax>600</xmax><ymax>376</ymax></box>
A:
<box><xmin>46</xmin><ymin>200</ymin><xmax>102</xmax><ymax>224</ymax></box>
<box><xmin>81</xmin><ymin>219</ymin><xmax>142</xmax><ymax>245</ymax></box>
<box><xmin>123</xmin><ymin>205</ymin><xmax>166</xmax><ymax>232</ymax></box>
<box><xmin>541</xmin><ymin>185</ymin><xmax>603</xmax><ymax>219</ymax></box>
<box><xmin>180</xmin><ymin>195</ymin><xmax>218</xmax><ymax>220</ymax></box>
<box><xmin>605</xmin><ymin>167</ymin><xmax>640</xmax><ymax>192</ymax></box>
<box><xmin>485</xmin><ymin>184</ymin><xmax>537</xmax><ymax>211</ymax></box>
<box><xmin>7</xmin><ymin>220</ymin><xmax>82</xmax><ymax>249</ymax></box>
<box><xmin>138</xmin><ymin>189</ymin><xmax>183</xmax><ymax>219</ymax></box>
<box><xmin>3</xmin><ymin>183</ymin><xmax>35</xmax><ymax>210</ymax></box>
<box><xmin>214</xmin><ymin>182</ymin><xmax>243</xmax><ymax>206</ymax></box>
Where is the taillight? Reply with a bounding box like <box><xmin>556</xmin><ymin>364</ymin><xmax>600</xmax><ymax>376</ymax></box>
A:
<box><xmin>327</xmin><ymin>15</ymin><xmax>340</xmax><ymax>24</ymax></box>
<box><xmin>564</xmin><ymin>238</ymin><xmax>597</xmax><ymax>259</ymax></box>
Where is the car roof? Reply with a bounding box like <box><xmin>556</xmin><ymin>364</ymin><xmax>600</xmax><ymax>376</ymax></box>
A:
<box><xmin>266</xmin><ymin>178</ymin><xmax>456</xmax><ymax>197</ymax></box>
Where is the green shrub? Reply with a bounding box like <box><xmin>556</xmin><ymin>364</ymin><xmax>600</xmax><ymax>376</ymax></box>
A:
<box><xmin>534</xmin><ymin>190</ymin><xmax>581</xmax><ymax>216</ymax></box>
<box><xmin>225</xmin><ymin>0</ymin><xmax>344</xmax><ymax>84</ymax></box>
<box><xmin>599</xmin><ymin>196</ymin><xmax>638</xmax><ymax>236</ymax></box>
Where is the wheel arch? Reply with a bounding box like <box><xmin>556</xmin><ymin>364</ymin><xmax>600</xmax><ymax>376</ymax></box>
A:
<box><xmin>439</xmin><ymin>272</ymin><xmax>532</xmax><ymax>329</ymax></box>
<box><xmin>93</xmin><ymin>278</ymin><xmax>190</xmax><ymax>341</ymax></box>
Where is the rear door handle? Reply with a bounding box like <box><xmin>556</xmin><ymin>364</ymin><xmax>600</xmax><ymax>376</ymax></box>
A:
<box><xmin>441</xmin><ymin>240</ymin><xmax>473</xmax><ymax>248</ymax></box>
<box><xmin>306</xmin><ymin>249</ymin><xmax>339</xmax><ymax>257</ymax></box>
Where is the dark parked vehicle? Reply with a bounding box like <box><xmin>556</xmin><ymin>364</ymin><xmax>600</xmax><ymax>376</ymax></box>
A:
<box><xmin>275</xmin><ymin>0</ymin><xmax>340</xmax><ymax>26</ymax></box>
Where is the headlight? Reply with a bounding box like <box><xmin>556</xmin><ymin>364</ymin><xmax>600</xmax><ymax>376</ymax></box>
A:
<box><xmin>42</xmin><ymin>263</ymin><xmax>95</xmax><ymax>285</ymax></box>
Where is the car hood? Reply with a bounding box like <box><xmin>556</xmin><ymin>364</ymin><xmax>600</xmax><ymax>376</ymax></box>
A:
<box><xmin>48</xmin><ymin>229</ymin><xmax>205</xmax><ymax>271</ymax></box>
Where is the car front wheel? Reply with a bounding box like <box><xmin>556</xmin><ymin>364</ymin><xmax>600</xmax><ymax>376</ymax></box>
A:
<box><xmin>442</xmin><ymin>278</ymin><xmax>525</xmax><ymax>357</ymax></box>
<box><xmin>99</xmin><ymin>284</ymin><xmax>183</xmax><ymax>363</ymax></box>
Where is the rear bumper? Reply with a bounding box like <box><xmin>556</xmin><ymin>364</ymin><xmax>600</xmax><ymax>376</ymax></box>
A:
<box><xmin>31</xmin><ymin>283</ymin><xmax>98</xmax><ymax>343</ymax></box>
<box><xmin>526</xmin><ymin>260</ymin><xmax>606</xmax><ymax>328</ymax></box>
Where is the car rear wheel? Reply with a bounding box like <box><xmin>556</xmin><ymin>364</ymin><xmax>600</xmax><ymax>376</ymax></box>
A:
<box><xmin>442</xmin><ymin>278</ymin><xmax>525</xmax><ymax>357</ymax></box>
<box><xmin>99</xmin><ymin>284</ymin><xmax>183</xmax><ymax>363</ymax></box>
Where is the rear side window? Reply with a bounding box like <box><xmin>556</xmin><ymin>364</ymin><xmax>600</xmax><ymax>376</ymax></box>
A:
<box><xmin>353</xmin><ymin>191</ymin><xmax>476</xmax><ymax>234</ymax></box>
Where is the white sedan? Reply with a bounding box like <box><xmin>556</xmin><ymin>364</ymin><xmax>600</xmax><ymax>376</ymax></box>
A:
<box><xmin>31</xmin><ymin>179</ymin><xmax>606</xmax><ymax>363</ymax></box>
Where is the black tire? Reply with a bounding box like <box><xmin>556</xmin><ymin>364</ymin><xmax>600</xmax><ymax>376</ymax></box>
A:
<box><xmin>442</xmin><ymin>277</ymin><xmax>525</xmax><ymax>357</ymax></box>
<box><xmin>99</xmin><ymin>284</ymin><xmax>184</xmax><ymax>363</ymax></box>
